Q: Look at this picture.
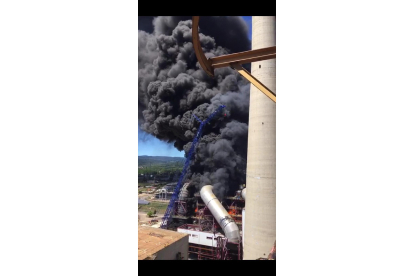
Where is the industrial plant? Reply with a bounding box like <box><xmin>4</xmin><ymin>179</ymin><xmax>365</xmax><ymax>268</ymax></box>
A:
<box><xmin>138</xmin><ymin>16</ymin><xmax>275</xmax><ymax>260</ymax></box>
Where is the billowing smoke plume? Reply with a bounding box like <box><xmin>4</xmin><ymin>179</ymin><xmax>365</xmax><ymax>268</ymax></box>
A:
<box><xmin>139</xmin><ymin>16</ymin><xmax>250</xmax><ymax>199</ymax></box>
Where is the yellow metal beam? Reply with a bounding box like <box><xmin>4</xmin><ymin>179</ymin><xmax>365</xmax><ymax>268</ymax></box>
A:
<box><xmin>209</xmin><ymin>46</ymin><xmax>276</xmax><ymax>69</ymax></box>
<box><xmin>231</xmin><ymin>63</ymin><xmax>276</xmax><ymax>103</ymax></box>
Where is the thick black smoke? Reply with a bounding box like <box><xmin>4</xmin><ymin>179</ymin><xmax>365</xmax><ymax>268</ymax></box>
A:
<box><xmin>139</xmin><ymin>16</ymin><xmax>250</xmax><ymax>53</ymax></box>
<box><xmin>138</xmin><ymin>17</ymin><xmax>250</xmax><ymax>199</ymax></box>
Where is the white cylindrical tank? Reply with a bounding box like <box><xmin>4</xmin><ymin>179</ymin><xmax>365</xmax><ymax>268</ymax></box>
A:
<box><xmin>243</xmin><ymin>16</ymin><xmax>276</xmax><ymax>260</ymax></box>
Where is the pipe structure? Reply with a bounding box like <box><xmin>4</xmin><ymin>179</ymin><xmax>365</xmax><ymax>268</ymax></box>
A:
<box><xmin>178</xmin><ymin>183</ymin><xmax>190</xmax><ymax>200</ymax></box>
<box><xmin>200</xmin><ymin>185</ymin><xmax>240</xmax><ymax>243</ymax></box>
<box><xmin>178</xmin><ymin>183</ymin><xmax>190</xmax><ymax>215</ymax></box>
<box><xmin>243</xmin><ymin>16</ymin><xmax>276</xmax><ymax>260</ymax></box>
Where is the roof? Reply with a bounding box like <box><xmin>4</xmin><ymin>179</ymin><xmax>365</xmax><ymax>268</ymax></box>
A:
<box><xmin>138</xmin><ymin>199</ymin><xmax>149</xmax><ymax>205</ymax></box>
<box><xmin>138</xmin><ymin>226</ymin><xmax>188</xmax><ymax>260</ymax></box>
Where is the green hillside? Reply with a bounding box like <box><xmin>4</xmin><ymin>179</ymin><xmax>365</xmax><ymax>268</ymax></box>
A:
<box><xmin>138</xmin><ymin>155</ymin><xmax>185</xmax><ymax>175</ymax></box>
<box><xmin>138</xmin><ymin>155</ymin><xmax>185</xmax><ymax>166</ymax></box>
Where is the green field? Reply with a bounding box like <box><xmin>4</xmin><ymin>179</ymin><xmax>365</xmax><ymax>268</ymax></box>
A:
<box><xmin>138</xmin><ymin>165</ymin><xmax>182</xmax><ymax>175</ymax></box>
<box><xmin>138</xmin><ymin>201</ymin><xmax>169</xmax><ymax>214</ymax></box>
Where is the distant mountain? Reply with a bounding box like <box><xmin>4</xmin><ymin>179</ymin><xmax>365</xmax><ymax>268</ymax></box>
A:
<box><xmin>138</xmin><ymin>156</ymin><xmax>185</xmax><ymax>166</ymax></box>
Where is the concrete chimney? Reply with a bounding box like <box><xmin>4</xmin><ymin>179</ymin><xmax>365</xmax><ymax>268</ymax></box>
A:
<box><xmin>243</xmin><ymin>16</ymin><xmax>276</xmax><ymax>260</ymax></box>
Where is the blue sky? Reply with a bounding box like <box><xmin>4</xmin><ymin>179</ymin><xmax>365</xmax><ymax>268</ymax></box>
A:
<box><xmin>138</xmin><ymin>16</ymin><xmax>252</xmax><ymax>157</ymax></box>
<box><xmin>138</xmin><ymin>128</ymin><xmax>184</xmax><ymax>157</ymax></box>
<box><xmin>242</xmin><ymin>16</ymin><xmax>252</xmax><ymax>40</ymax></box>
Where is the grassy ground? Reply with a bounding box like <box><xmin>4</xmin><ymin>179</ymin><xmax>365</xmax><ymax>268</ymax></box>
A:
<box><xmin>138</xmin><ymin>187</ymin><xmax>147</xmax><ymax>193</ymax></box>
<box><xmin>138</xmin><ymin>201</ymin><xmax>169</xmax><ymax>214</ymax></box>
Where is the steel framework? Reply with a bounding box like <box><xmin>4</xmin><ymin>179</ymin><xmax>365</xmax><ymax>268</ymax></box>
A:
<box><xmin>216</xmin><ymin>236</ymin><xmax>243</xmax><ymax>260</ymax></box>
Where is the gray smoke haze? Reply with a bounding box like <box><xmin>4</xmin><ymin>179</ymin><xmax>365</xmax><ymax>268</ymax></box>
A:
<box><xmin>138</xmin><ymin>16</ymin><xmax>250</xmax><ymax>199</ymax></box>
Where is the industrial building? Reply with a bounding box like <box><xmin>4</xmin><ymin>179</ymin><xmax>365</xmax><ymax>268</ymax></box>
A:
<box><xmin>164</xmin><ymin>183</ymin><xmax>245</xmax><ymax>260</ymax></box>
<box><xmin>163</xmin><ymin>183</ymin><xmax>177</xmax><ymax>192</ymax></box>
<box><xmin>138</xmin><ymin>226</ymin><xmax>189</xmax><ymax>260</ymax></box>
<box><xmin>154</xmin><ymin>188</ymin><xmax>173</xmax><ymax>200</ymax></box>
